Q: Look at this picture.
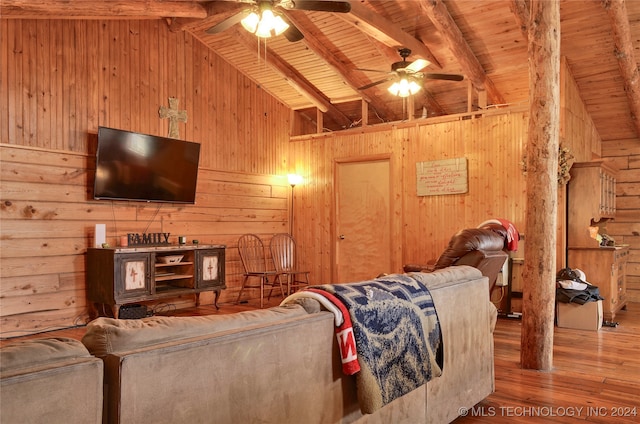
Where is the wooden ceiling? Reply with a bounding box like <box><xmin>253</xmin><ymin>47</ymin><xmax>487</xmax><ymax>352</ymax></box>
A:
<box><xmin>3</xmin><ymin>0</ymin><xmax>639</xmax><ymax>141</ymax></box>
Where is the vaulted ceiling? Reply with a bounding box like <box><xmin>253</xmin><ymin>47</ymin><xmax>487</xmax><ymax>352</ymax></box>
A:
<box><xmin>3</xmin><ymin>0</ymin><xmax>639</xmax><ymax>141</ymax></box>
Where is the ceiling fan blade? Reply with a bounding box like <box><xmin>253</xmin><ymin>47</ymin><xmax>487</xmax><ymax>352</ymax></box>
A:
<box><xmin>281</xmin><ymin>0</ymin><xmax>351</xmax><ymax>13</ymax></box>
<box><xmin>356</xmin><ymin>68</ymin><xmax>391</xmax><ymax>74</ymax></box>
<box><xmin>205</xmin><ymin>10</ymin><xmax>249</xmax><ymax>35</ymax></box>
<box><xmin>282</xmin><ymin>20</ymin><xmax>304</xmax><ymax>42</ymax></box>
<box><xmin>424</xmin><ymin>73</ymin><xmax>464</xmax><ymax>81</ymax></box>
<box><xmin>406</xmin><ymin>59</ymin><xmax>429</xmax><ymax>73</ymax></box>
<box><xmin>358</xmin><ymin>78</ymin><xmax>392</xmax><ymax>91</ymax></box>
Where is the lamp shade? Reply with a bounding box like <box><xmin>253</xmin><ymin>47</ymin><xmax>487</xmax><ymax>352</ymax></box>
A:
<box><xmin>240</xmin><ymin>12</ymin><xmax>260</xmax><ymax>33</ymax></box>
<box><xmin>241</xmin><ymin>8</ymin><xmax>289</xmax><ymax>38</ymax></box>
<box><xmin>388</xmin><ymin>77</ymin><xmax>422</xmax><ymax>97</ymax></box>
<box><xmin>287</xmin><ymin>174</ymin><xmax>303</xmax><ymax>186</ymax></box>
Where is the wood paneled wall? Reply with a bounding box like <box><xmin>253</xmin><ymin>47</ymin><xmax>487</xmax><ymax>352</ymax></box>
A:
<box><xmin>1</xmin><ymin>144</ymin><xmax>290</xmax><ymax>336</ymax></box>
<box><xmin>1</xmin><ymin>19</ymin><xmax>292</xmax><ymax>337</ymax></box>
<box><xmin>603</xmin><ymin>140</ymin><xmax>640</xmax><ymax>302</ymax></box>
<box><xmin>560</xmin><ymin>57</ymin><xmax>602</xmax><ymax>160</ymax></box>
<box><xmin>289</xmin><ymin>109</ymin><xmax>530</xmax><ymax>286</ymax></box>
<box><xmin>561</xmin><ymin>57</ymin><xmax>640</xmax><ymax>303</ymax></box>
<box><xmin>0</xmin><ymin>19</ymin><xmax>290</xmax><ymax>171</ymax></box>
<box><xmin>2</xmin><ymin>19</ymin><xmax>637</xmax><ymax>337</ymax></box>
<box><xmin>288</xmin><ymin>60</ymin><xmax>637</xmax><ymax>313</ymax></box>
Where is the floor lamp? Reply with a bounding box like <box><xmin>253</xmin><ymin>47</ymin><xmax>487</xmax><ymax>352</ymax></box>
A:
<box><xmin>287</xmin><ymin>174</ymin><xmax>303</xmax><ymax>235</ymax></box>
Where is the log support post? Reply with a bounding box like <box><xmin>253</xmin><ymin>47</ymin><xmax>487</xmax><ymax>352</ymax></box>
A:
<box><xmin>521</xmin><ymin>0</ymin><xmax>560</xmax><ymax>371</ymax></box>
<box><xmin>361</xmin><ymin>100</ymin><xmax>369</xmax><ymax>127</ymax></box>
<box><xmin>316</xmin><ymin>109</ymin><xmax>324</xmax><ymax>134</ymax></box>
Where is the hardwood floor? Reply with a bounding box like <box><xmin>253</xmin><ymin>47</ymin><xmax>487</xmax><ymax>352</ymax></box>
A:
<box><xmin>456</xmin><ymin>302</ymin><xmax>640</xmax><ymax>423</ymax></box>
<box><xmin>2</xmin><ymin>299</ymin><xmax>639</xmax><ymax>423</ymax></box>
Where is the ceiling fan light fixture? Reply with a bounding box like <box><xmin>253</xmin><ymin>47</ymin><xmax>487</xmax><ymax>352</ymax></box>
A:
<box><xmin>240</xmin><ymin>11</ymin><xmax>260</xmax><ymax>33</ymax></box>
<box><xmin>388</xmin><ymin>77</ymin><xmax>421</xmax><ymax>97</ymax></box>
<box><xmin>241</xmin><ymin>8</ymin><xmax>289</xmax><ymax>38</ymax></box>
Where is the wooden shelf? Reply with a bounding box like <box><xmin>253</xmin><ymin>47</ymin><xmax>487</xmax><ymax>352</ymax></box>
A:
<box><xmin>156</xmin><ymin>261</ymin><xmax>194</xmax><ymax>268</ymax></box>
<box><xmin>155</xmin><ymin>274</ymin><xmax>194</xmax><ymax>282</ymax></box>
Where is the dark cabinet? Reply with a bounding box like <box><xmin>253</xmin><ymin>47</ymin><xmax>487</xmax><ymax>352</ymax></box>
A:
<box><xmin>87</xmin><ymin>245</ymin><xmax>225</xmax><ymax>318</ymax></box>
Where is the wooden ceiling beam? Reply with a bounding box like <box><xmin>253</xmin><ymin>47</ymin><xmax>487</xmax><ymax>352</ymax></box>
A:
<box><xmin>513</xmin><ymin>0</ymin><xmax>640</xmax><ymax>140</ymax></box>
<box><xmin>330</xmin><ymin>1</ymin><xmax>450</xmax><ymax>117</ymax></box>
<box><xmin>336</xmin><ymin>1</ymin><xmax>442</xmax><ymax>69</ymax></box>
<box><xmin>283</xmin><ymin>11</ymin><xmax>398</xmax><ymax>121</ymax></box>
<box><xmin>417</xmin><ymin>0</ymin><xmax>505</xmax><ymax>106</ymax></box>
<box><xmin>0</xmin><ymin>0</ymin><xmax>208</xmax><ymax>19</ymax></box>
<box><xmin>356</xmin><ymin>35</ymin><xmax>449</xmax><ymax>118</ymax></box>
<box><xmin>602</xmin><ymin>0</ymin><xmax>640</xmax><ymax>138</ymax></box>
<box><xmin>169</xmin><ymin>2</ymin><xmax>243</xmax><ymax>32</ymax></box>
<box><xmin>231</xmin><ymin>28</ymin><xmax>353</xmax><ymax>129</ymax></box>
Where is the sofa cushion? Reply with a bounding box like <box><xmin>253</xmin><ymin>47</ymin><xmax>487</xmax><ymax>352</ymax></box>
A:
<box><xmin>409</xmin><ymin>265</ymin><xmax>483</xmax><ymax>287</ymax></box>
<box><xmin>82</xmin><ymin>304</ymin><xmax>309</xmax><ymax>357</ymax></box>
<box><xmin>0</xmin><ymin>337</ymin><xmax>92</xmax><ymax>374</ymax></box>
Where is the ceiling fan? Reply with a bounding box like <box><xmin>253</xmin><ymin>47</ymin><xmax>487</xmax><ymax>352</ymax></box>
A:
<box><xmin>358</xmin><ymin>48</ymin><xmax>464</xmax><ymax>97</ymax></box>
<box><xmin>205</xmin><ymin>0</ymin><xmax>351</xmax><ymax>42</ymax></box>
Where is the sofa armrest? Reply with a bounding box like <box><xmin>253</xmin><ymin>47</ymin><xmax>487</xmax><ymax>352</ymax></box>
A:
<box><xmin>403</xmin><ymin>262</ymin><xmax>436</xmax><ymax>273</ymax></box>
<box><xmin>0</xmin><ymin>337</ymin><xmax>103</xmax><ymax>424</ymax></box>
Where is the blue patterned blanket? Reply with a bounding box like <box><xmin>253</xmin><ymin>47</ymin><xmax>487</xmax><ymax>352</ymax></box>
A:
<box><xmin>310</xmin><ymin>273</ymin><xmax>443</xmax><ymax>413</ymax></box>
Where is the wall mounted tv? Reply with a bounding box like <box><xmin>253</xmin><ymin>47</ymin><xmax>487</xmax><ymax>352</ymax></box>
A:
<box><xmin>94</xmin><ymin>127</ymin><xmax>201</xmax><ymax>204</ymax></box>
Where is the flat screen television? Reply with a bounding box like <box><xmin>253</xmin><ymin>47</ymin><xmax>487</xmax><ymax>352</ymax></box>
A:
<box><xmin>93</xmin><ymin>127</ymin><xmax>201</xmax><ymax>204</ymax></box>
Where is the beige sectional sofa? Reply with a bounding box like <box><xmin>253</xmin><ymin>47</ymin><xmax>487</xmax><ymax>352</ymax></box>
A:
<box><xmin>0</xmin><ymin>337</ymin><xmax>104</xmax><ymax>424</ymax></box>
<box><xmin>0</xmin><ymin>266</ymin><xmax>496</xmax><ymax>424</ymax></box>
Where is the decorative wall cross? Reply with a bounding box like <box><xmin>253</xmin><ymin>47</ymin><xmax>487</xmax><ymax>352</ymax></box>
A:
<box><xmin>158</xmin><ymin>97</ymin><xmax>187</xmax><ymax>139</ymax></box>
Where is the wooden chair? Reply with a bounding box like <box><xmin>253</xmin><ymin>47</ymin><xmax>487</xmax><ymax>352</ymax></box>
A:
<box><xmin>269</xmin><ymin>233</ymin><xmax>310</xmax><ymax>296</ymax></box>
<box><xmin>236</xmin><ymin>234</ymin><xmax>283</xmax><ymax>308</ymax></box>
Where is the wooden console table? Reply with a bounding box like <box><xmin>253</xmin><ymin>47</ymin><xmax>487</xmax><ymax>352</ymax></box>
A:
<box><xmin>87</xmin><ymin>244</ymin><xmax>225</xmax><ymax>318</ymax></box>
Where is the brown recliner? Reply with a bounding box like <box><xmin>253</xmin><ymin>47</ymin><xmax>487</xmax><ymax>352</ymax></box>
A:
<box><xmin>404</xmin><ymin>224</ymin><xmax>510</xmax><ymax>293</ymax></box>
